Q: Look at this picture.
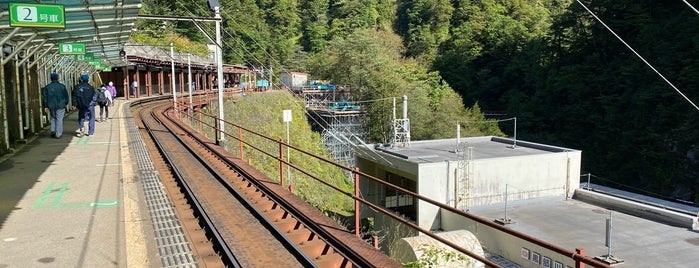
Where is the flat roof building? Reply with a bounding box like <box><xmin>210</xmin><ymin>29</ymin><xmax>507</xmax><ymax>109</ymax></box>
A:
<box><xmin>355</xmin><ymin>136</ymin><xmax>699</xmax><ymax>267</ymax></box>
<box><xmin>356</xmin><ymin>136</ymin><xmax>581</xmax><ymax>230</ymax></box>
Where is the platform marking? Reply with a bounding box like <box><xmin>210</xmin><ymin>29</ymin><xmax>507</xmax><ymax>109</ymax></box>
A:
<box><xmin>34</xmin><ymin>182</ymin><xmax>120</xmax><ymax>209</ymax></box>
<box><xmin>74</xmin><ymin>137</ymin><xmax>118</xmax><ymax>146</ymax></box>
<box><xmin>89</xmin><ymin>200</ymin><xmax>120</xmax><ymax>208</ymax></box>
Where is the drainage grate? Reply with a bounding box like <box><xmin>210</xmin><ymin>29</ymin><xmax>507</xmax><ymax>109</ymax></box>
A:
<box><xmin>126</xmin><ymin>108</ymin><xmax>198</xmax><ymax>268</ymax></box>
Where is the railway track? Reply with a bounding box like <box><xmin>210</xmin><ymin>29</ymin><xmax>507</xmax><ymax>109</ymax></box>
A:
<box><xmin>132</xmin><ymin>98</ymin><xmax>400</xmax><ymax>268</ymax></box>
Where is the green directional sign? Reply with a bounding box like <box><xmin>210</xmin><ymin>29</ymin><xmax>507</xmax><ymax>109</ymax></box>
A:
<box><xmin>9</xmin><ymin>3</ymin><xmax>65</xmax><ymax>28</ymax></box>
<box><xmin>75</xmin><ymin>53</ymin><xmax>94</xmax><ymax>62</ymax></box>
<box><xmin>90</xmin><ymin>58</ymin><xmax>101</xmax><ymax>65</ymax></box>
<box><xmin>59</xmin><ymin>43</ymin><xmax>86</xmax><ymax>55</ymax></box>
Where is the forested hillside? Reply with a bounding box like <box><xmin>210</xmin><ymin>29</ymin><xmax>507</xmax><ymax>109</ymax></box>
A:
<box><xmin>135</xmin><ymin>0</ymin><xmax>699</xmax><ymax>204</ymax></box>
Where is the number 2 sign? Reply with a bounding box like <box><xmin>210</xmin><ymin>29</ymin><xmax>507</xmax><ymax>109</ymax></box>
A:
<box><xmin>9</xmin><ymin>3</ymin><xmax>65</xmax><ymax>28</ymax></box>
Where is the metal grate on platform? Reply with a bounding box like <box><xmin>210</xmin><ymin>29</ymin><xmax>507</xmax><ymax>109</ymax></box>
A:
<box><xmin>125</xmin><ymin>108</ymin><xmax>199</xmax><ymax>268</ymax></box>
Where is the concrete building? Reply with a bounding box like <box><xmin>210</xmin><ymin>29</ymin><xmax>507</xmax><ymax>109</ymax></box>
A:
<box><xmin>280</xmin><ymin>71</ymin><xmax>308</xmax><ymax>92</ymax></box>
<box><xmin>355</xmin><ymin>136</ymin><xmax>699</xmax><ymax>267</ymax></box>
<box><xmin>355</xmin><ymin>136</ymin><xmax>581</xmax><ymax>230</ymax></box>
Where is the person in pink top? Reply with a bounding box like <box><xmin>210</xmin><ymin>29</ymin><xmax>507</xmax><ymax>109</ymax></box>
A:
<box><xmin>106</xmin><ymin>81</ymin><xmax>117</xmax><ymax>106</ymax></box>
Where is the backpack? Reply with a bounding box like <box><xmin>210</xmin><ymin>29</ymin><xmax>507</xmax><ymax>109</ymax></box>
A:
<box><xmin>97</xmin><ymin>88</ymin><xmax>108</xmax><ymax>105</ymax></box>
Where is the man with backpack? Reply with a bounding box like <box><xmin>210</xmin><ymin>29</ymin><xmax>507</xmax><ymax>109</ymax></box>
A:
<box><xmin>96</xmin><ymin>84</ymin><xmax>113</xmax><ymax>122</ymax></box>
<box><xmin>72</xmin><ymin>74</ymin><xmax>96</xmax><ymax>137</ymax></box>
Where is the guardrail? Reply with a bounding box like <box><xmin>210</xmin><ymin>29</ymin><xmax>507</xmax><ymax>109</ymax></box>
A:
<box><xmin>171</xmin><ymin>93</ymin><xmax>611</xmax><ymax>268</ymax></box>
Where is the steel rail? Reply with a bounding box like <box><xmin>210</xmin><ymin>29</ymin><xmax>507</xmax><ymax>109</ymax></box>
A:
<box><xmin>140</xmin><ymin>103</ymin><xmax>241</xmax><ymax>268</ymax></box>
<box><xmin>187</xmin><ymin>99</ymin><xmax>612</xmax><ymax>268</ymax></box>
<box><xmin>156</xmin><ymin>105</ymin><xmax>318</xmax><ymax>268</ymax></box>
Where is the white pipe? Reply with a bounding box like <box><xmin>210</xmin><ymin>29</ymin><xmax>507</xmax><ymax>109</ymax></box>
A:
<box><xmin>215</xmin><ymin>6</ymin><xmax>225</xmax><ymax>142</ymax></box>
<box><xmin>170</xmin><ymin>43</ymin><xmax>177</xmax><ymax>117</ymax></box>
<box><xmin>456</xmin><ymin>122</ymin><xmax>460</xmax><ymax>152</ymax></box>
<box><xmin>30</xmin><ymin>45</ymin><xmax>55</xmax><ymax>68</ymax></box>
<box><xmin>188</xmin><ymin>54</ymin><xmax>193</xmax><ymax>119</ymax></box>
<box><xmin>17</xmin><ymin>41</ymin><xmax>47</xmax><ymax>66</ymax></box>
<box><xmin>2</xmin><ymin>33</ymin><xmax>37</xmax><ymax>65</ymax></box>
<box><xmin>0</xmin><ymin>28</ymin><xmax>20</xmax><ymax>46</ymax></box>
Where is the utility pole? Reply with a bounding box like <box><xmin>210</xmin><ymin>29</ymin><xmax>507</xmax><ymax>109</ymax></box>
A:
<box><xmin>170</xmin><ymin>43</ymin><xmax>177</xmax><ymax>118</ymax></box>
<box><xmin>214</xmin><ymin>4</ymin><xmax>225</xmax><ymax>142</ymax></box>
<box><xmin>188</xmin><ymin>53</ymin><xmax>193</xmax><ymax>120</ymax></box>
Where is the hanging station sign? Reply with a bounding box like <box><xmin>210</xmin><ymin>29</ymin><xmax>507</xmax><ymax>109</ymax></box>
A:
<box><xmin>8</xmin><ymin>3</ymin><xmax>65</xmax><ymax>28</ymax></box>
<box><xmin>75</xmin><ymin>53</ymin><xmax>94</xmax><ymax>62</ymax></box>
<box><xmin>59</xmin><ymin>43</ymin><xmax>86</xmax><ymax>55</ymax></box>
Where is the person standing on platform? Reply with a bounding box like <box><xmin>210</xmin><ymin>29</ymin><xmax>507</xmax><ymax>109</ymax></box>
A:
<box><xmin>130</xmin><ymin>80</ymin><xmax>137</xmax><ymax>97</ymax></box>
<box><xmin>41</xmin><ymin>72</ymin><xmax>69</xmax><ymax>138</ymax></box>
<box><xmin>107</xmin><ymin>81</ymin><xmax>117</xmax><ymax>104</ymax></box>
<box><xmin>72</xmin><ymin>74</ymin><xmax>96</xmax><ymax>137</ymax></box>
<box><xmin>96</xmin><ymin>84</ymin><xmax>113</xmax><ymax>122</ymax></box>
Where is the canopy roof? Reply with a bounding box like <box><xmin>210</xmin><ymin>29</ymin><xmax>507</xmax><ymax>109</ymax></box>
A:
<box><xmin>0</xmin><ymin>0</ymin><xmax>142</xmax><ymax>68</ymax></box>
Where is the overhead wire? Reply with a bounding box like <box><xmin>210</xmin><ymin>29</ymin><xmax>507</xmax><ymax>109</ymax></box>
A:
<box><xmin>682</xmin><ymin>0</ymin><xmax>699</xmax><ymax>15</ymax></box>
<box><xmin>210</xmin><ymin>6</ymin><xmax>395</xmax><ymax>147</ymax></box>
<box><xmin>575</xmin><ymin>0</ymin><xmax>699</xmax><ymax>112</ymax></box>
<box><xmin>177</xmin><ymin>2</ymin><xmax>397</xmax><ymax>166</ymax></box>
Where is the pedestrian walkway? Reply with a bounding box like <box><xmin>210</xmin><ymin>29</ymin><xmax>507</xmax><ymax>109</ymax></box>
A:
<box><xmin>0</xmin><ymin>98</ymin><xmax>196</xmax><ymax>267</ymax></box>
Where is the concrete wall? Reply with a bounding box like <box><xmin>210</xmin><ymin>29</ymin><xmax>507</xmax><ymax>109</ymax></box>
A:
<box><xmin>417</xmin><ymin>162</ymin><xmax>452</xmax><ymax>230</ymax></box>
<box><xmin>279</xmin><ymin>72</ymin><xmax>307</xmax><ymax>91</ymax></box>
<box><xmin>441</xmin><ymin>210</ymin><xmax>576</xmax><ymax>268</ymax></box>
<box><xmin>356</xmin><ymin>146</ymin><xmax>582</xmax><ymax>231</ymax></box>
<box><xmin>414</xmin><ymin>151</ymin><xmax>581</xmax><ymax>230</ymax></box>
<box><xmin>466</xmin><ymin>151</ymin><xmax>581</xmax><ymax>207</ymax></box>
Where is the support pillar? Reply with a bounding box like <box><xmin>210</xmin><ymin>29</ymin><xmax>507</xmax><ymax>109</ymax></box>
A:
<box><xmin>145</xmin><ymin>71</ymin><xmax>152</xmax><ymax>97</ymax></box>
<box><xmin>158</xmin><ymin>69</ymin><xmax>164</xmax><ymax>95</ymax></box>
<box><xmin>207</xmin><ymin>73</ymin><xmax>213</xmax><ymax>91</ymax></box>
<box><xmin>134</xmin><ymin>71</ymin><xmax>140</xmax><ymax>98</ymax></box>
<box><xmin>179</xmin><ymin>70</ymin><xmax>185</xmax><ymax>95</ymax></box>
<box><xmin>124</xmin><ymin>68</ymin><xmax>130</xmax><ymax>100</ymax></box>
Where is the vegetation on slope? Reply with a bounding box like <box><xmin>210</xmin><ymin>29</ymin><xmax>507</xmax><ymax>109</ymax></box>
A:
<box><xmin>137</xmin><ymin>0</ymin><xmax>699</xmax><ymax>203</ymax></box>
<box><xmin>215</xmin><ymin>92</ymin><xmax>354</xmax><ymax>214</ymax></box>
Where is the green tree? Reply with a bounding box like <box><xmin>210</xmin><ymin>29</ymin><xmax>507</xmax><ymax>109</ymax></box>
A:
<box><xmin>514</xmin><ymin>1</ymin><xmax>699</xmax><ymax>203</ymax></box>
<box><xmin>309</xmin><ymin>29</ymin><xmax>502</xmax><ymax>142</ymax></box>
<box><xmin>396</xmin><ymin>0</ymin><xmax>453</xmax><ymax>64</ymax></box>
<box><xmin>434</xmin><ymin>0</ymin><xmax>554</xmax><ymax>109</ymax></box>
<box><xmin>300</xmin><ymin>0</ymin><xmax>331</xmax><ymax>52</ymax></box>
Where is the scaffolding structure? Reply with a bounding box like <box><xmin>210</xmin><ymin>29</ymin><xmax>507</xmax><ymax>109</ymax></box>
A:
<box><xmin>303</xmin><ymin>86</ymin><xmax>366</xmax><ymax>167</ymax></box>
<box><xmin>456</xmin><ymin>143</ymin><xmax>474</xmax><ymax>211</ymax></box>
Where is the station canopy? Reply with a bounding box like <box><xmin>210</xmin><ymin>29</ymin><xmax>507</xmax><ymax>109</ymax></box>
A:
<box><xmin>0</xmin><ymin>0</ymin><xmax>142</xmax><ymax>68</ymax></box>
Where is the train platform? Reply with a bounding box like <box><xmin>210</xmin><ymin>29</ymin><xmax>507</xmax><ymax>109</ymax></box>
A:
<box><xmin>0</xmin><ymin>98</ymin><xmax>197</xmax><ymax>267</ymax></box>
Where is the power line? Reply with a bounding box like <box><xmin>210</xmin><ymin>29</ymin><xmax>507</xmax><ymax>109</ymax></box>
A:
<box><xmin>682</xmin><ymin>0</ymin><xmax>699</xmax><ymax>15</ymax></box>
<box><xmin>575</xmin><ymin>0</ymin><xmax>699</xmax><ymax>112</ymax></box>
<box><xmin>174</xmin><ymin>2</ymin><xmax>395</xmax><ymax>166</ymax></box>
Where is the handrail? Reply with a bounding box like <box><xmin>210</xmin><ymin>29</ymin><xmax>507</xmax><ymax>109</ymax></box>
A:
<box><xmin>177</xmin><ymin>94</ymin><xmax>611</xmax><ymax>268</ymax></box>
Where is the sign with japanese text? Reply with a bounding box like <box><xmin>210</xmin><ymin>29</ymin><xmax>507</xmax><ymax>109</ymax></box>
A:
<box><xmin>59</xmin><ymin>43</ymin><xmax>86</xmax><ymax>55</ymax></box>
<box><xmin>75</xmin><ymin>53</ymin><xmax>94</xmax><ymax>62</ymax></box>
<box><xmin>9</xmin><ymin>3</ymin><xmax>65</xmax><ymax>28</ymax></box>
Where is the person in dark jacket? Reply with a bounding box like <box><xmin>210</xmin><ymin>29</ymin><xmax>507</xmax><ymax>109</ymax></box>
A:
<box><xmin>42</xmin><ymin>73</ymin><xmax>69</xmax><ymax>138</ymax></box>
<box><xmin>72</xmin><ymin>74</ymin><xmax>96</xmax><ymax>137</ymax></box>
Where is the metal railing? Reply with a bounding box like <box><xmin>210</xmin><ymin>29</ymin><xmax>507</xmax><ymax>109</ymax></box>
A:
<box><xmin>174</xmin><ymin>94</ymin><xmax>611</xmax><ymax>268</ymax></box>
